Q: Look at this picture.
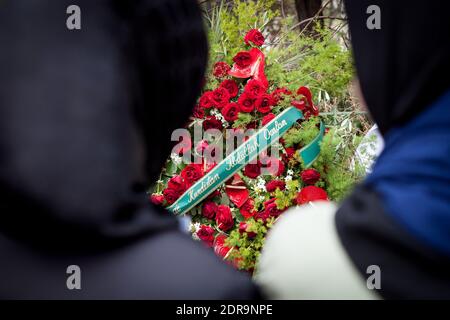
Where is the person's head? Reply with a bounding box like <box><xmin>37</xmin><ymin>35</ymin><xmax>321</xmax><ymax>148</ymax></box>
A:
<box><xmin>344</xmin><ymin>0</ymin><xmax>450</xmax><ymax>135</ymax></box>
<box><xmin>0</xmin><ymin>0</ymin><xmax>207</xmax><ymax>232</ymax></box>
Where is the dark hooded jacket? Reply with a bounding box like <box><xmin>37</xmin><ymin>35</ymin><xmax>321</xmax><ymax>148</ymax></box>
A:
<box><xmin>336</xmin><ymin>0</ymin><xmax>450</xmax><ymax>299</ymax></box>
<box><xmin>0</xmin><ymin>0</ymin><xmax>259</xmax><ymax>299</ymax></box>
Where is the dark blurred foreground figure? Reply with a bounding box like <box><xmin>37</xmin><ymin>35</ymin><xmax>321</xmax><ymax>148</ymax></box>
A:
<box><xmin>257</xmin><ymin>0</ymin><xmax>450</xmax><ymax>299</ymax></box>
<box><xmin>0</xmin><ymin>0</ymin><xmax>259</xmax><ymax>299</ymax></box>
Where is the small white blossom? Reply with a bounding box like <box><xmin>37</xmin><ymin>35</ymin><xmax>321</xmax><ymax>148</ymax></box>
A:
<box><xmin>285</xmin><ymin>175</ymin><xmax>292</xmax><ymax>183</ymax></box>
<box><xmin>170</xmin><ymin>153</ymin><xmax>182</xmax><ymax>165</ymax></box>
<box><xmin>190</xmin><ymin>222</ymin><xmax>201</xmax><ymax>240</ymax></box>
<box><xmin>259</xmin><ymin>195</ymin><xmax>265</xmax><ymax>201</ymax></box>
<box><xmin>287</xmin><ymin>169</ymin><xmax>294</xmax><ymax>176</ymax></box>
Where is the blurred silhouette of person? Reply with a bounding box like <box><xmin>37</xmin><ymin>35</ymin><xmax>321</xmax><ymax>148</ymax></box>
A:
<box><xmin>0</xmin><ymin>0</ymin><xmax>259</xmax><ymax>299</ymax></box>
<box><xmin>256</xmin><ymin>0</ymin><xmax>450</xmax><ymax>299</ymax></box>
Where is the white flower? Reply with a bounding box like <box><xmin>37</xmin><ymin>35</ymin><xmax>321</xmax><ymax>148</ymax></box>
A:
<box><xmin>190</xmin><ymin>222</ymin><xmax>201</xmax><ymax>240</ymax></box>
<box><xmin>285</xmin><ymin>175</ymin><xmax>292</xmax><ymax>183</ymax></box>
<box><xmin>170</xmin><ymin>153</ymin><xmax>182</xmax><ymax>165</ymax></box>
<box><xmin>287</xmin><ymin>169</ymin><xmax>294</xmax><ymax>176</ymax></box>
<box><xmin>259</xmin><ymin>195</ymin><xmax>265</xmax><ymax>201</ymax></box>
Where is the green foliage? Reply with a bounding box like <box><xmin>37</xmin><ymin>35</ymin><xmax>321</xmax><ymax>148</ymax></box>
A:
<box><xmin>312</xmin><ymin>128</ymin><xmax>363</xmax><ymax>201</ymax></box>
<box><xmin>232</xmin><ymin>112</ymin><xmax>253</xmax><ymax>128</ymax></box>
<box><xmin>283</xmin><ymin>117</ymin><xmax>320</xmax><ymax>147</ymax></box>
<box><xmin>225</xmin><ymin>217</ymin><xmax>273</xmax><ymax>271</ymax></box>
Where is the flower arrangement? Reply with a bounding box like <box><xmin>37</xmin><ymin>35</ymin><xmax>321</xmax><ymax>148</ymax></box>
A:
<box><xmin>150</xmin><ymin>28</ymin><xmax>357</xmax><ymax>273</ymax></box>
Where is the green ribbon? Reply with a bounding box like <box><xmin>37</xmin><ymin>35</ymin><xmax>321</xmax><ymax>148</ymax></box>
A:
<box><xmin>167</xmin><ymin>107</ymin><xmax>323</xmax><ymax>215</ymax></box>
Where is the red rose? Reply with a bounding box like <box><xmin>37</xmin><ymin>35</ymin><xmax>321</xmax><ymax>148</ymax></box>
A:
<box><xmin>149</xmin><ymin>193</ymin><xmax>164</xmax><ymax>206</ymax></box>
<box><xmin>262</xmin><ymin>113</ymin><xmax>275</xmax><ymax>126</ymax></box>
<box><xmin>222</xmin><ymin>102</ymin><xmax>239</xmax><ymax>122</ymax></box>
<box><xmin>199</xmin><ymin>91</ymin><xmax>215</xmax><ymax>109</ymax></box>
<box><xmin>197</xmin><ymin>225</ymin><xmax>215</xmax><ymax>247</ymax></box>
<box><xmin>300</xmin><ymin>168</ymin><xmax>321</xmax><ymax>185</ymax></box>
<box><xmin>244</xmin><ymin>79</ymin><xmax>267</xmax><ymax>96</ymax></box>
<box><xmin>240</xmin><ymin>198</ymin><xmax>255</xmax><ymax>219</ymax></box>
<box><xmin>181</xmin><ymin>164</ymin><xmax>203</xmax><ymax>186</ymax></box>
<box><xmin>271</xmin><ymin>87</ymin><xmax>292</xmax><ymax>104</ymax></box>
<box><xmin>214</xmin><ymin>234</ymin><xmax>232</xmax><ymax>258</ymax></box>
<box><xmin>167</xmin><ymin>175</ymin><xmax>186</xmax><ymax>194</ymax></box>
<box><xmin>262</xmin><ymin>157</ymin><xmax>285</xmax><ymax>176</ymax></box>
<box><xmin>264</xmin><ymin>198</ymin><xmax>283</xmax><ymax>217</ymax></box>
<box><xmin>213</xmin><ymin>61</ymin><xmax>231</xmax><ymax>78</ymax></box>
<box><xmin>163</xmin><ymin>188</ymin><xmax>180</xmax><ymax>205</ymax></box>
<box><xmin>296</xmin><ymin>186</ymin><xmax>328</xmax><ymax>205</ymax></box>
<box><xmin>265</xmin><ymin>180</ymin><xmax>286</xmax><ymax>192</ymax></box>
<box><xmin>232</xmin><ymin>51</ymin><xmax>254</xmax><ymax>68</ymax></box>
<box><xmin>211</xmin><ymin>87</ymin><xmax>230</xmax><ymax>108</ymax></box>
<box><xmin>243</xmin><ymin>163</ymin><xmax>261</xmax><ymax>179</ymax></box>
<box><xmin>202</xmin><ymin>201</ymin><xmax>218</xmax><ymax>219</ymax></box>
<box><xmin>220</xmin><ymin>79</ymin><xmax>239</xmax><ymax>98</ymax></box>
<box><xmin>192</xmin><ymin>104</ymin><xmax>204</xmax><ymax>118</ymax></box>
<box><xmin>244</xmin><ymin>29</ymin><xmax>265</xmax><ymax>47</ymax></box>
<box><xmin>255</xmin><ymin>93</ymin><xmax>274</xmax><ymax>114</ymax></box>
<box><xmin>203</xmin><ymin>116</ymin><xmax>223</xmax><ymax>131</ymax></box>
<box><xmin>239</xmin><ymin>222</ymin><xmax>257</xmax><ymax>238</ymax></box>
<box><xmin>238</xmin><ymin>92</ymin><xmax>256</xmax><ymax>113</ymax></box>
<box><xmin>216</xmin><ymin>205</ymin><xmax>234</xmax><ymax>231</ymax></box>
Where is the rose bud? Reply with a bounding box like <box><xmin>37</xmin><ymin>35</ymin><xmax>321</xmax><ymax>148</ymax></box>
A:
<box><xmin>149</xmin><ymin>193</ymin><xmax>164</xmax><ymax>206</ymax></box>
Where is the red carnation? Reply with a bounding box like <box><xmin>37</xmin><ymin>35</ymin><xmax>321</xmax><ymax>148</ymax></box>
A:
<box><xmin>238</xmin><ymin>92</ymin><xmax>256</xmax><ymax>113</ymax></box>
<box><xmin>264</xmin><ymin>198</ymin><xmax>283</xmax><ymax>218</ymax></box>
<box><xmin>202</xmin><ymin>201</ymin><xmax>218</xmax><ymax>220</ymax></box>
<box><xmin>213</xmin><ymin>61</ymin><xmax>231</xmax><ymax>78</ymax></box>
<box><xmin>167</xmin><ymin>175</ymin><xmax>186</xmax><ymax>194</ymax></box>
<box><xmin>163</xmin><ymin>188</ymin><xmax>180</xmax><ymax>205</ymax></box>
<box><xmin>255</xmin><ymin>93</ymin><xmax>274</xmax><ymax>114</ymax></box>
<box><xmin>149</xmin><ymin>194</ymin><xmax>164</xmax><ymax>206</ymax></box>
<box><xmin>203</xmin><ymin>116</ymin><xmax>223</xmax><ymax>131</ymax></box>
<box><xmin>220</xmin><ymin>79</ymin><xmax>239</xmax><ymax>98</ymax></box>
<box><xmin>300</xmin><ymin>168</ymin><xmax>321</xmax><ymax>185</ymax></box>
<box><xmin>266</xmin><ymin>180</ymin><xmax>286</xmax><ymax>192</ymax></box>
<box><xmin>232</xmin><ymin>51</ymin><xmax>254</xmax><ymax>68</ymax></box>
<box><xmin>244</xmin><ymin>79</ymin><xmax>267</xmax><ymax>96</ymax></box>
<box><xmin>222</xmin><ymin>102</ymin><xmax>239</xmax><ymax>122</ymax></box>
<box><xmin>181</xmin><ymin>164</ymin><xmax>203</xmax><ymax>187</ymax></box>
<box><xmin>296</xmin><ymin>186</ymin><xmax>328</xmax><ymax>205</ymax></box>
<box><xmin>244</xmin><ymin>29</ymin><xmax>265</xmax><ymax>47</ymax></box>
<box><xmin>197</xmin><ymin>225</ymin><xmax>215</xmax><ymax>247</ymax></box>
<box><xmin>211</xmin><ymin>87</ymin><xmax>230</xmax><ymax>108</ymax></box>
<box><xmin>240</xmin><ymin>198</ymin><xmax>255</xmax><ymax>219</ymax></box>
<box><xmin>199</xmin><ymin>91</ymin><xmax>215</xmax><ymax>109</ymax></box>
<box><xmin>243</xmin><ymin>163</ymin><xmax>261</xmax><ymax>179</ymax></box>
<box><xmin>262</xmin><ymin>113</ymin><xmax>275</xmax><ymax>126</ymax></box>
<box><xmin>216</xmin><ymin>205</ymin><xmax>234</xmax><ymax>231</ymax></box>
<box><xmin>214</xmin><ymin>234</ymin><xmax>232</xmax><ymax>258</ymax></box>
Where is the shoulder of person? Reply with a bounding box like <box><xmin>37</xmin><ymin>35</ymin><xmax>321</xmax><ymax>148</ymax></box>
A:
<box><xmin>255</xmin><ymin>200</ymin><xmax>380</xmax><ymax>300</ymax></box>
